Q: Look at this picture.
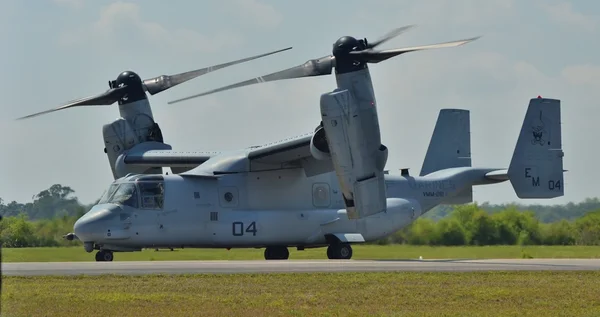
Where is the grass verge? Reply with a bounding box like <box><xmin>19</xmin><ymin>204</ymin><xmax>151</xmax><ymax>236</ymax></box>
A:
<box><xmin>3</xmin><ymin>271</ymin><xmax>600</xmax><ymax>316</ymax></box>
<box><xmin>4</xmin><ymin>245</ymin><xmax>600</xmax><ymax>262</ymax></box>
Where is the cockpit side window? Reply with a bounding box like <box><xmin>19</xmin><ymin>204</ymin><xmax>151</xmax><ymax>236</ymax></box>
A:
<box><xmin>108</xmin><ymin>183</ymin><xmax>139</xmax><ymax>208</ymax></box>
<box><xmin>138</xmin><ymin>182</ymin><xmax>164</xmax><ymax>210</ymax></box>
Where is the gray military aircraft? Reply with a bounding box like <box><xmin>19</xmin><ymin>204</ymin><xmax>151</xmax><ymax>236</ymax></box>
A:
<box><xmin>21</xmin><ymin>27</ymin><xmax>565</xmax><ymax>262</ymax></box>
<box><xmin>64</xmin><ymin>95</ymin><xmax>563</xmax><ymax>262</ymax></box>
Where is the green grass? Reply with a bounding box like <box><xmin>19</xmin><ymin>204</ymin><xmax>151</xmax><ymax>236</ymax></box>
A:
<box><xmin>3</xmin><ymin>271</ymin><xmax>600</xmax><ymax>316</ymax></box>
<box><xmin>4</xmin><ymin>244</ymin><xmax>600</xmax><ymax>262</ymax></box>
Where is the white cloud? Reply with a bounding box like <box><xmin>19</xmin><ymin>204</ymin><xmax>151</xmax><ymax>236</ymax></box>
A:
<box><xmin>561</xmin><ymin>65</ymin><xmax>600</xmax><ymax>88</ymax></box>
<box><xmin>230</xmin><ymin>0</ymin><xmax>283</xmax><ymax>28</ymax></box>
<box><xmin>59</xmin><ymin>2</ymin><xmax>243</xmax><ymax>54</ymax></box>
<box><xmin>539</xmin><ymin>1</ymin><xmax>597</xmax><ymax>32</ymax></box>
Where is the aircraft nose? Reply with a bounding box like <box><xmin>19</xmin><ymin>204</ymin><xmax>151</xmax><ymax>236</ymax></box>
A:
<box><xmin>74</xmin><ymin>206</ymin><xmax>119</xmax><ymax>242</ymax></box>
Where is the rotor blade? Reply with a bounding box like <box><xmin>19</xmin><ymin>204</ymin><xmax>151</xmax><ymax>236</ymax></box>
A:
<box><xmin>16</xmin><ymin>86</ymin><xmax>127</xmax><ymax>120</ymax></box>
<box><xmin>168</xmin><ymin>55</ymin><xmax>335</xmax><ymax>105</ymax></box>
<box><xmin>353</xmin><ymin>36</ymin><xmax>481</xmax><ymax>63</ymax></box>
<box><xmin>366</xmin><ymin>25</ymin><xmax>416</xmax><ymax>49</ymax></box>
<box><xmin>143</xmin><ymin>47</ymin><xmax>293</xmax><ymax>95</ymax></box>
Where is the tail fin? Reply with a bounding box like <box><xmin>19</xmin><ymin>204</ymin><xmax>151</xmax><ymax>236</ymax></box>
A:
<box><xmin>507</xmin><ymin>97</ymin><xmax>564</xmax><ymax>198</ymax></box>
<box><xmin>420</xmin><ymin>109</ymin><xmax>471</xmax><ymax>176</ymax></box>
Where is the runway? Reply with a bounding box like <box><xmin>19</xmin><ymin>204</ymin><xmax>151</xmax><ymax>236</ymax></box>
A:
<box><xmin>4</xmin><ymin>259</ymin><xmax>600</xmax><ymax>276</ymax></box>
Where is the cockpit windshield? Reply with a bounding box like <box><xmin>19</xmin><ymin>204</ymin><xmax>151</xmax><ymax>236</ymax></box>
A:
<box><xmin>110</xmin><ymin>183</ymin><xmax>139</xmax><ymax>208</ymax></box>
<box><xmin>98</xmin><ymin>184</ymin><xmax>119</xmax><ymax>204</ymax></box>
<box><xmin>96</xmin><ymin>179</ymin><xmax>164</xmax><ymax>210</ymax></box>
<box><xmin>97</xmin><ymin>183</ymin><xmax>139</xmax><ymax>208</ymax></box>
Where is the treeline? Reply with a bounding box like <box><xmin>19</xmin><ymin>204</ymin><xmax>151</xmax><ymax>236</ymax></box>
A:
<box><xmin>1</xmin><ymin>184</ymin><xmax>95</xmax><ymax>220</ymax></box>
<box><xmin>1</xmin><ymin>214</ymin><xmax>82</xmax><ymax>248</ymax></box>
<box><xmin>378</xmin><ymin>205</ymin><xmax>600</xmax><ymax>246</ymax></box>
<box><xmin>423</xmin><ymin>198</ymin><xmax>600</xmax><ymax>223</ymax></box>
<box><xmin>0</xmin><ymin>183</ymin><xmax>92</xmax><ymax>247</ymax></box>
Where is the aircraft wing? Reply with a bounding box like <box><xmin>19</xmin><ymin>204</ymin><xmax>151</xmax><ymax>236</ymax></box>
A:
<box><xmin>121</xmin><ymin>132</ymin><xmax>334</xmax><ymax>177</ymax></box>
<box><xmin>246</xmin><ymin>132</ymin><xmax>334</xmax><ymax>176</ymax></box>
<box><xmin>179</xmin><ymin>132</ymin><xmax>334</xmax><ymax>177</ymax></box>
<box><xmin>122</xmin><ymin>134</ymin><xmax>314</xmax><ymax>169</ymax></box>
<box><xmin>248</xmin><ymin>133</ymin><xmax>312</xmax><ymax>165</ymax></box>
<box><xmin>123</xmin><ymin>150</ymin><xmax>217</xmax><ymax>168</ymax></box>
<box><xmin>123</xmin><ymin>133</ymin><xmax>317</xmax><ymax>169</ymax></box>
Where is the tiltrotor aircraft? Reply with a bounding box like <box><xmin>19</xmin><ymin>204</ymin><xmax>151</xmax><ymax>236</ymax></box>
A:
<box><xmin>21</xmin><ymin>26</ymin><xmax>565</xmax><ymax>262</ymax></box>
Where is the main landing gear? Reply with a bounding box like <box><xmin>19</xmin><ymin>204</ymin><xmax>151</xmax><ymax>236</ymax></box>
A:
<box><xmin>263</xmin><ymin>243</ymin><xmax>353</xmax><ymax>260</ymax></box>
<box><xmin>264</xmin><ymin>246</ymin><xmax>289</xmax><ymax>260</ymax></box>
<box><xmin>327</xmin><ymin>243</ymin><xmax>353</xmax><ymax>260</ymax></box>
<box><xmin>95</xmin><ymin>250</ymin><xmax>114</xmax><ymax>262</ymax></box>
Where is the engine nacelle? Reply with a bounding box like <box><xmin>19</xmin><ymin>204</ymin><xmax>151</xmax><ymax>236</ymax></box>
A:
<box><xmin>376</xmin><ymin>144</ymin><xmax>389</xmax><ymax>171</ymax></box>
<box><xmin>319</xmin><ymin>88</ymin><xmax>388</xmax><ymax>220</ymax></box>
<box><xmin>309</xmin><ymin>125</ymin><xmax>331</xmax><ymax>160</ymax></box>
<box><xmin>103</xmin><ymin>118</ymin><xmax>137</xmax><ymax>179</ymax></box>
<box><xmin>102</xmin><ymin>109</ymin><xmax>167</xmax><ymax>179</ymax></box>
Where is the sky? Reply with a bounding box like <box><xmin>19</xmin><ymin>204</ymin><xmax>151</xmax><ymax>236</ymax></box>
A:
<box><xmin>1</xmin><ymin>0</ymin><xmax>599</xmax><ymax>206</ymax></box>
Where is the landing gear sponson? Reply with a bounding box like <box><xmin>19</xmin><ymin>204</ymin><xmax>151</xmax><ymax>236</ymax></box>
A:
<box><xmin>263</xmin><ymin>243</ymin><xmax>353</xmax><ymax>260</ymax></box>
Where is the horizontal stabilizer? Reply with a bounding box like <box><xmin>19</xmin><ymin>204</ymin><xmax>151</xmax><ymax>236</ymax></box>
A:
<box><xmin>485</xmin><ymin>169</ymin><xmax>509</xmax><ymax>181</ymax></box>
<box><xmin>507</xmin><ymin>97</ymin><xmax>564</xmax><ymax>198</ymax></box>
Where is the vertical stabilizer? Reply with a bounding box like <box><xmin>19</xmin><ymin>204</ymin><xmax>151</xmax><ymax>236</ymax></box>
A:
<box><xmin>507</xmin><ymin>97</ymin><xmax>564</xmax><ymax>198</ymax></box>
<box><xmin>420</xmin><ymin>109</ymin><xmax>471</xmax><ymax>176</ymax></box>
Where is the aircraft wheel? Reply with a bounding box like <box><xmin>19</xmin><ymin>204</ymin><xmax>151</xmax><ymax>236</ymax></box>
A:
<box><xmin>95</xmin><ymin>250</ymin><xmax>114</xmax><ymax>262</ymax></box>
<box><xmin>264</xmin><ymin>246</ymin><xmax>289</xmax><ymax>260</ymax></box>
<box><xmin>338</xmin><ymin>244</ymin><xmax>352</xmax><ymax>259</ymax></box>
<box><xmin>327</xmin><ymin>243</ymin><xmax>352</xmax><ymax>260</ymax></box>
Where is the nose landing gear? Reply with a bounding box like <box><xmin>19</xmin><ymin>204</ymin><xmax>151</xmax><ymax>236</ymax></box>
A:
<box><xmin>95</xmin><ymin>250</ymin><xmax>114</xmax><ymax>262</ymax></box>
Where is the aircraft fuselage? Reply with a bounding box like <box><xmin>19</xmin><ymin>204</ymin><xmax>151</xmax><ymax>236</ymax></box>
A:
<box><xmin>73</xmin><ymin>166</ymin><xmax>502</xmax><ymax>253</ymax></box>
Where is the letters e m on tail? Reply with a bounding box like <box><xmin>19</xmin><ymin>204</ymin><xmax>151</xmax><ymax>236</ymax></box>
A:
<box><xmin>507</xmin><ymin>97</ymin><xmax>565</xmax><ymax>199</ymax></box>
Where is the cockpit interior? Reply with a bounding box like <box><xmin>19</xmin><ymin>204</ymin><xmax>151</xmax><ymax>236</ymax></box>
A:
<box><xmin>98</xmin><ymin>175</ymin><xmax>165</xmax><ymax>210</ymax></box>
